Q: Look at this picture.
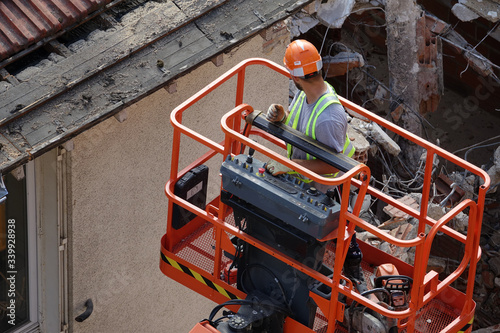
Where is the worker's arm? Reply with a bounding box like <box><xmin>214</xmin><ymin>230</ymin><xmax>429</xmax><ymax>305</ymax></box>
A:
<box><xmin>292</xmin><ymin>158</ymin><xmax>340</xmax><ymax>175</ymax></box>
<box><xmin>265</xmin><ymin>103</ymin><xmax>341</xmax><ymax>176</ymax></box>
<box><xmin>266</xmin><ymin>157</ymin><xmax>340</xmax><ymax>176</ymax></box>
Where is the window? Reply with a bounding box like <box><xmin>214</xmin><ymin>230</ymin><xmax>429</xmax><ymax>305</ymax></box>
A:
<box><xmin>0</xmin><ymin>164</ymin><xmax>38</xmax><ymax>333</ymax></box>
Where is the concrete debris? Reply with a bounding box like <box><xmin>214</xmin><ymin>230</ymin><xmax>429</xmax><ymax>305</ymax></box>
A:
<box><xmin>287</xmin><ymin>12</ymin><xmax>319</xmax><ymax>37</ymax></box>
<box><xmin>452</xmin><ymin>211</ymin><xmax>469</xmax><ymax>233</ymax></box>
<box><xmin>448</xmin><ymin>171</ymin><xmax>477</xmax><ymax>200</ymax></box>
<box><xmin>347</xmin><ymin>118</ymin><xmax>371</xmax><ymax>163</ymax></box>
<box><xmin>323</xmin><ymin>52</ymin><xmax>365</xmax><ymax>77</ymax></box>
<box><xmin>427</xmin><ymin>14</ymin><xmax>497</xmax><ymax>77</ymax></box>
<box><xmin>367</xmin><ymin>122</ymin><xmax>401</xmax><ymax>156</ymax></box>
<box><xmin>315</xmin><ymin>0</ymin><xmax>356</xmax><ymax>29</ymax></box>
<box><xmin>347</xmin><ymin>118</ymin><xmax>401</xmax><ymax>156</ymax></box>
<box><xmin>457</xmin><ymin>0</ymin><xmax>500</xmax><ymax>23</ymax></box>
<box><xmin>484</xmin><ymin>146</ymin><xmax>500</xmax><ymax>193</ymax></box>
<box><xmin>378</xmin><ymin>241</ymin><xmax>391</xmax><ymax>254</ymax></box>
<box><xmin>426</xmin><ymin>203</ymin><xmax>445</xmax><ymax>221</ymax></box>
<box><xmin>422</xmin><ymin>200</ymin><xmax>470</xmax><ymax>233</ymax></box>
<box><xmin>452</xmin><ymin>3</ymin><xmax>480</xmax><ymax>22</ymax></box>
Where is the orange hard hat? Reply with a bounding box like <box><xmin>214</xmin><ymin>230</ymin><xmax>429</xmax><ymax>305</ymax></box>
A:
<box><xmin>283</xmin><ymin>39</ymin><xmax>323</xmax><ymax>78</ymax></box>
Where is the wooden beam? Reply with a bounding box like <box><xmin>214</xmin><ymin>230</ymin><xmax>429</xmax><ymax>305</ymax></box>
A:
<box><xmin>0</xmin><ymin>0</ymin><xmax>314</xmax><ymax>172</ymax></box>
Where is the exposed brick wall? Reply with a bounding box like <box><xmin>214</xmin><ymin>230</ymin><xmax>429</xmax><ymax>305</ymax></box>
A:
<box><xmin>260</xmin><ymin>21</ymin><xmax>289</xmax><ymax>54</ymax></box>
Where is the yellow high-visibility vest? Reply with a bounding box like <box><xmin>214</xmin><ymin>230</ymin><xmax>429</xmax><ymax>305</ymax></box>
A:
<box><xmin>286</xmin><ymin>83</ymin><xmax>355</xmax><ymax>163</ymax></box>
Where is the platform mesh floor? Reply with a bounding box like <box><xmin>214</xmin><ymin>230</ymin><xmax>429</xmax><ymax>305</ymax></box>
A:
<box><xmin>172</xmin><ymin>213</ymin><xmax>461</xmax><ymax>332</ymax></box>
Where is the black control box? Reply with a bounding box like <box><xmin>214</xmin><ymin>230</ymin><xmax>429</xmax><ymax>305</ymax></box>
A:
<box><xmin>172</xmin><ymin>165</ymin><xmax>208</xmax><ymax>229</ymax></box>
<box><xmin>220</xmin><ymin>154</ymin><xmax>340</xmax><ymax>239</ymax></box>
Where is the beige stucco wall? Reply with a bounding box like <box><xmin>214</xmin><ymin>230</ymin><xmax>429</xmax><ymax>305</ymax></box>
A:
<box><xmin>69</xmin><ymin>32</ymin><xmax>290</xmax><ymax>333</ymax></box>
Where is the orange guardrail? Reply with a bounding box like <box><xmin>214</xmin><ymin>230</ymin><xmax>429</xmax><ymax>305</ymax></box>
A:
<box><xmin>162</xmin><ymin>58</ymin><xmax>490</xmax><ymax>333</ymax></box>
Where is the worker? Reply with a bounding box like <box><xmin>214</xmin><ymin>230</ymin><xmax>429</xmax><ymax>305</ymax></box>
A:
<box><xmin>265</xmin><ymin>39</ymin><xmax>367</xmax><ymax>294</ymax></box>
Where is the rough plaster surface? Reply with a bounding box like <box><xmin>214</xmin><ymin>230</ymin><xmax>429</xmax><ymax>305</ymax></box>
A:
<box><xmin>70</xmin><ymin>34</ymin><xmax>289</xmax><ymax>333</ymax></box>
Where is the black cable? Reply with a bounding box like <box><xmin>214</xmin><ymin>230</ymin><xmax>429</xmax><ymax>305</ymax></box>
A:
<box><xmin>239</xmin><ymin>122</ymin><xmax>251</xmax><ymax>154</ymax></box>
<box><xmin>464</xmin><ymin>142</ymin><xmax>500</xmax><ymax>163</ymax></box>
<box><xmin>212</xmin><ymin>316</ymin><xmax>229</xmax><ymax>325</ymax></box>
<box><xmin>226</xmin><ymin>239</ymin><xmax>242</xmax><ymax>284</ymax></box>
<box><xmin>462</xmin><ymin>142</ymin><xmax>500</xmax><ymax>179</ymax></box>
<box><xmin>207</xmin><ymin>298</ymin><xmax>289</xmax><ymax>325</ymax></box>
<box><xmin>208</xmin><ymin>299</ymin><xmax>254</xmax><ymax>322</ymax></box>
<box><xmin>239</xmin><ymin>263</ymin><xmax>289</xmax><ymax>309</ymax></box>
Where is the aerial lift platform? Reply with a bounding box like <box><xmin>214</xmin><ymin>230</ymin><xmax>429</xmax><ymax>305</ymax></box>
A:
<box><xmin>159</xmin><ymin>58</ymin><xmax>490</xmax><ymax>333</ymax></box>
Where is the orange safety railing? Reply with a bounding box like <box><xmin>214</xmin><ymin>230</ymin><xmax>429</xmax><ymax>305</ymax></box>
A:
<box><xmin>161</xmin><ymin>58</ymin><xmax>490</xmax><ymax>333</ymax></box>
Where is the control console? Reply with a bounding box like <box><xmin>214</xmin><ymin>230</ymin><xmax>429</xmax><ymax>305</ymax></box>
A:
<box><xmin>220</xmin><ymin>152</ymin><xmax>341</xmax><ymax>239</ymax></box>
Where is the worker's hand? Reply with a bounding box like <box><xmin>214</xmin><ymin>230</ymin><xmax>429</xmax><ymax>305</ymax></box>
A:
<box><xmin>266</xmin><ymin>160</ymin><xmax>292</xmax><ymax>176</ymax></box>
<box><xmin>266</xmin><ymin>104</ymin><xmax>286</xmax><ymax>123</ymax></box>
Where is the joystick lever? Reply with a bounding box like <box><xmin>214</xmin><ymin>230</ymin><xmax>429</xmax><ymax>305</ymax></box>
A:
<box><xmin>247</xmin><ymin>148</ymin><xmax>255</xmax><ymax>163</ymax></box>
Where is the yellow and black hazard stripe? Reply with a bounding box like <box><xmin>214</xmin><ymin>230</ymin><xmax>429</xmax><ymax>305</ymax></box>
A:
<box><xmin>458</xmin><ymin>317</ymin><xmax>474</xmax><ymax>333</ymax></box>
<box><xmin>161</xmin><ymin>252</ymin><xmax>240</xmax><ymax>300</ymax></box>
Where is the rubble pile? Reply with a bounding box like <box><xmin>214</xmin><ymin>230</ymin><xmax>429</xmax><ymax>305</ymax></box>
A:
<box><xmin>348</xmin><ymin>118</ymin><xmax>500</xmax><ymax>329</ymax></box>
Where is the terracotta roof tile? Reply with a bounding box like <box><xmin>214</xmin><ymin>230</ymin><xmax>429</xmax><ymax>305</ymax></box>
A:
<box><xmin>0</xmin><ymin>0</ymin><xmax>112</xmax><ymax>61</ymax></box>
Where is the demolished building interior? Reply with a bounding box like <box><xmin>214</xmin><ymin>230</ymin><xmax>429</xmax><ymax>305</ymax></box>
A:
<box><xmin>291</xmin><ymin>1</ymin><xmax>500</xmax><ymax>330</ymax></box>
<box><xmin>0</xmin><ymin>0</ymin><xmax>499</xmax><ymax>331</ymax></box>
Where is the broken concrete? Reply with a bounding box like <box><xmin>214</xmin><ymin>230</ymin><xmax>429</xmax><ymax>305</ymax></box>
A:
<box><xmin>347</xmin><ymin>117</ymin><xmax>371</xmax><ymax>163</ymax></box>
<box><xmin>385</xmin><ymin>0</ymin><xmax>425</xmax><ymax>171</ymax></box>
<box><xmin>448</xmin><ymin>171</ymin><xmax>477</xmax><ymax>200</ymax></box>
<box><xmin>427</xmin><ymin>13</ymin><xmax>498</xmax><ymax>78</ymax></box>
<box><xmin>367</xmin><ymin>122</ymin><xmax>401</xmax><ymax>156</ymax></box>
<box><xmin>452</xmin><ymin>3</ymin><xmax>481</xmax><ymax>22</ymax></box>
<box><xmin>323</xmin><ymin>51</ymin><xmax>365</xmax><ymax>77</ymax></box>
<box><xmin>315</xmin><ymin>0</ymin><xmax>356</xmax><ymax>29</ymax></box>
<box><xmin>484</xmin><ymin>146</ymin><xmax>500</xmax><ymax>193</ymax></box>
<box><xmin>457</xmin><ymin>0</ymin><xmax>500</xmax><ymax>23</ymax></box>
<box><xmin>287</xmin><ymin>12</ymin><xmax>319</xmax><ymax>37</ymax></box>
